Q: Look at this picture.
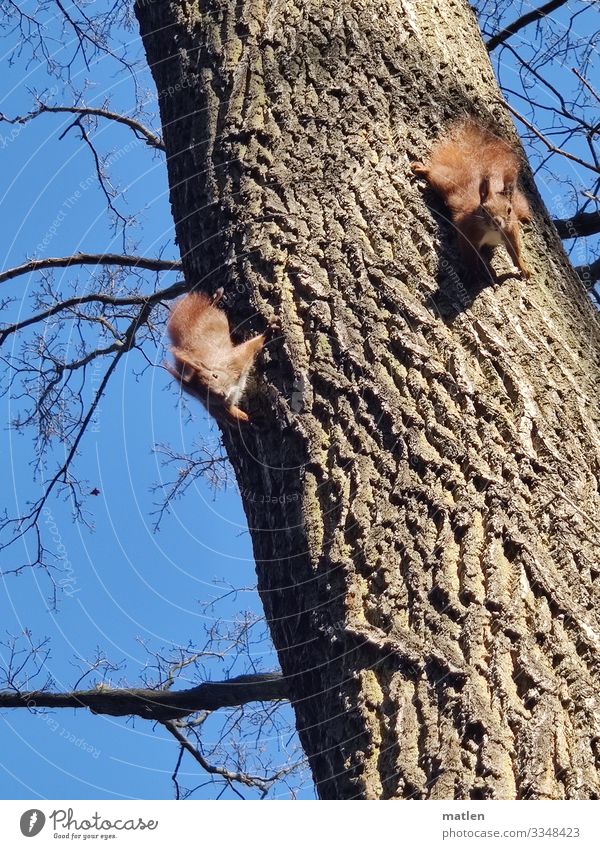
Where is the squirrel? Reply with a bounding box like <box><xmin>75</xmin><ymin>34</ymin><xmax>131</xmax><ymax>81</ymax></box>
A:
<box><xmin>411</xmin><ymin>119</ymin><xmax>531</xmax><ymax>283</ymax></box>
<box><xmin>166</xmin><ymin>288</ymin><xmax>272</xmax><ymax>424</ymax></box>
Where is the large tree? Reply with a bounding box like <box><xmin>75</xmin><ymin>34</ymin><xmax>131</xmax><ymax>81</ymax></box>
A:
<box><xmin>129</xmin><ymin>0</ymin><xmax>600</xmax><ymax>799</ymax></box>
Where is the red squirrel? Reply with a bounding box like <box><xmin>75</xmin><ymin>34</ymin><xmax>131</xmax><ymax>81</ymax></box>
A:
<box><xmin>412</xmin><ymin>120</ymin><xmax>531</xmax><ymax>282</ymax></box>
<box><xmin>166</xmin><ymin>288</ymin><xmax>271</xmax><ymax>424</ymax></box>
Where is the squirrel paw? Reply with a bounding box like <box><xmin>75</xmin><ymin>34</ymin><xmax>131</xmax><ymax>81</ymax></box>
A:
<box><xmin>224</xmin><ymin>404</ymin><xmax>250</xmax><ymax>425</ymax></box>
<box><xmin>411</xmin><ymin>161</ymin><xmax>428</xmax><ymax>176</ymax></box>
<box><xmin>519</xmin><ymin>264</ymin><xmax>531</xmax><ymax>280</ymax></box>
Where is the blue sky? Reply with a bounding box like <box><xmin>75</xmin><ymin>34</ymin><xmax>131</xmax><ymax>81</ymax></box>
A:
<box><xmin>0</xmin><ymin>0</ymin><xmax>597</xmax><ymax>801</ymax></box>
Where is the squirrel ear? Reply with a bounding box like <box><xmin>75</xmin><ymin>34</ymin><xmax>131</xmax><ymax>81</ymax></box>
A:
<box><xmin>479</xmin><ymin>176</ymin><xmax>490</xmax><ymax>202</ymax></box>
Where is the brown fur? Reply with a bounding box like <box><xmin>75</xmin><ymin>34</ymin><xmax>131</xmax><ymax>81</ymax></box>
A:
<box><xmin>412</xmin><ymin>120</ymin><xmax>531</xmax><ymax>282</ymax></box>
<box><xmin>167</xmin><ymin>289</ymin><xmax>268</xmax><ymax>424</ymax></box>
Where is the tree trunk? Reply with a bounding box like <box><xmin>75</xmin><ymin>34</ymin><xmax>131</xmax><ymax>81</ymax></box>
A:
<box><xmin>135</xmin><ymin>0</ymin><xmax>600</xmax><ymax>799</ymax></box>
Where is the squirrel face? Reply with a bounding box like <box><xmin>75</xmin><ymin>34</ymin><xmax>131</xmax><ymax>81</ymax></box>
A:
<box><xmin>480</xmin><ymin>176</ymin><xmax>515</xmax><ymax>232</ymax></box>
<box><xmin>411</xmin><ymin>119</ymin><xmax>531</xmax><ymax>281</ymax></box>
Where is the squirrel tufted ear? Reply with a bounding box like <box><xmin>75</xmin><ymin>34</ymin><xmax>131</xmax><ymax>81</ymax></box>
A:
<box><xmin>479</xmin><ymin>176</ymin><xmax>490</xmax><ymax>202</ymax></box>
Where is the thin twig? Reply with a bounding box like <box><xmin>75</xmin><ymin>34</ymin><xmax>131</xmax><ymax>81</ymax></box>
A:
<box><xmin>498</xmin><ymin>100</ymin><xmax>600</xmax><ymax>174</ymax></box>
<box><xmin>572</xmin><ymin>68</ymin><xmax>600</xmax><ymax>107</ymax></box>
<box><xmin>162</xmin><ymin>719</ymin><xmax>278</xmax><ymax>791</ymax></box>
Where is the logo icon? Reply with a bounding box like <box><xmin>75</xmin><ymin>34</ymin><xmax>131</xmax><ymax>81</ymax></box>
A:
<box><xmin>19</xmin><ymin>810</ymin><xmax>46</xmax><ymax>837</ymax></box>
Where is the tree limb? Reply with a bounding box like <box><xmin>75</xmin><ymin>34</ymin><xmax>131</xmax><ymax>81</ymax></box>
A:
<box><xmin>0</xmin><ymin>672</ymin><xmax>288</xmax><ymax>721</ymax></box>
<box><xmin>486</xmin><ymin>0</ymin><xmax>569</xmax><ymax>52</ymax></box>
<box><xmin>0</xmin><ymin>253</ymin><xmax>183</xmax><ymax>286</ymax></box>
<box><xmin>0</xmin><ymin>104</ymin><xmax>165</xmax><ymax>150</ymax></box>
<box><xmin>553</xmin><ymin>211</ymin><xmax>600</xmax><ymax>239</ymax></box>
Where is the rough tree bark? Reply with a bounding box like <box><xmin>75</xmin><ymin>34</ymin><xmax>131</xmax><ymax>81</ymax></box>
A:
<box><xmin>135</xmin><ymin>0</ymin><xmax>600</xmax><ymax>799</ymax></box>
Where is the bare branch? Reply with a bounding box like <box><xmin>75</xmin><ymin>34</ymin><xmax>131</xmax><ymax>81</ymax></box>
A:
<box><xmin>499</xmin><ymin>100</ymin><xmax>600</xmax><ymax>174</ymax></box>
<box><xmin>572</xmin><ymin>67</ymin><xmax>600</xmax><ymax>107</ymax></box>
<box><xmin>162</xmin><ymin>718</ymin><xmax>287</xmax><ymax>794</ymax></box>
<box><xmin>0</xmin><ymin>104</ymin><xmax>165</xmax><ymax>150</ymax></box>
<box><xmin>151</xmin><ymin>441</ymin><xmax>230</xmax><ymax>531</ymax></box>
<box><xmin>171</xmin><ymin>746</ymin><xmax>185</xmax><ymax>800</ymax></box>
<box><xmin>0</xmin><ymin>632</ymin><xmax>53</xmax><ymax>693</ymax></box>
<box><xmin>0</xmin><ymin>672</ymin><xmax>288</xmax><ymax>721</ymax></box>
<box><xmin>1</xmin><ymin>0</ymin><xmax>138</xmax><ymax>88</ymax></box>
<box><xmin>498</xmin><ymin>45</ymin><xmax>596</xmax><ymax>133</ymax></box>
<box><xmin>0</xmin><ymin>300</ymin><xmax>156</xmax><ymax>556</ymax></box>
<box><xmin>60</xmin><ymin>117</ymin><xmax>131</xmax><ymax>237</ymax></box>
<box><xmin>0</xmin><ymin>280</ymin><xmax>186</xmax><ymax>345</ymax></box>
<box><xmin>52</xmin><ymin>0</ymin><xmax>137</xmax><ymax>83</ymax></box>
<box><xmin>486</xmin><ymin>0</ymin><xmax>570</xmax><ymax>52</ymax></box>
<box><xmin>0</xmin><ymin>253</ymin><xmax>183</xmax><ymax>287</ymax></box>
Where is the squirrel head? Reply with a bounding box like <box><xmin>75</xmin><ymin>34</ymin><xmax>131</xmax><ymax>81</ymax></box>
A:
<box><xmin>479</xmin><ymin>176</ymin><xmax>515</xmax><ymax>231</ymax></box>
